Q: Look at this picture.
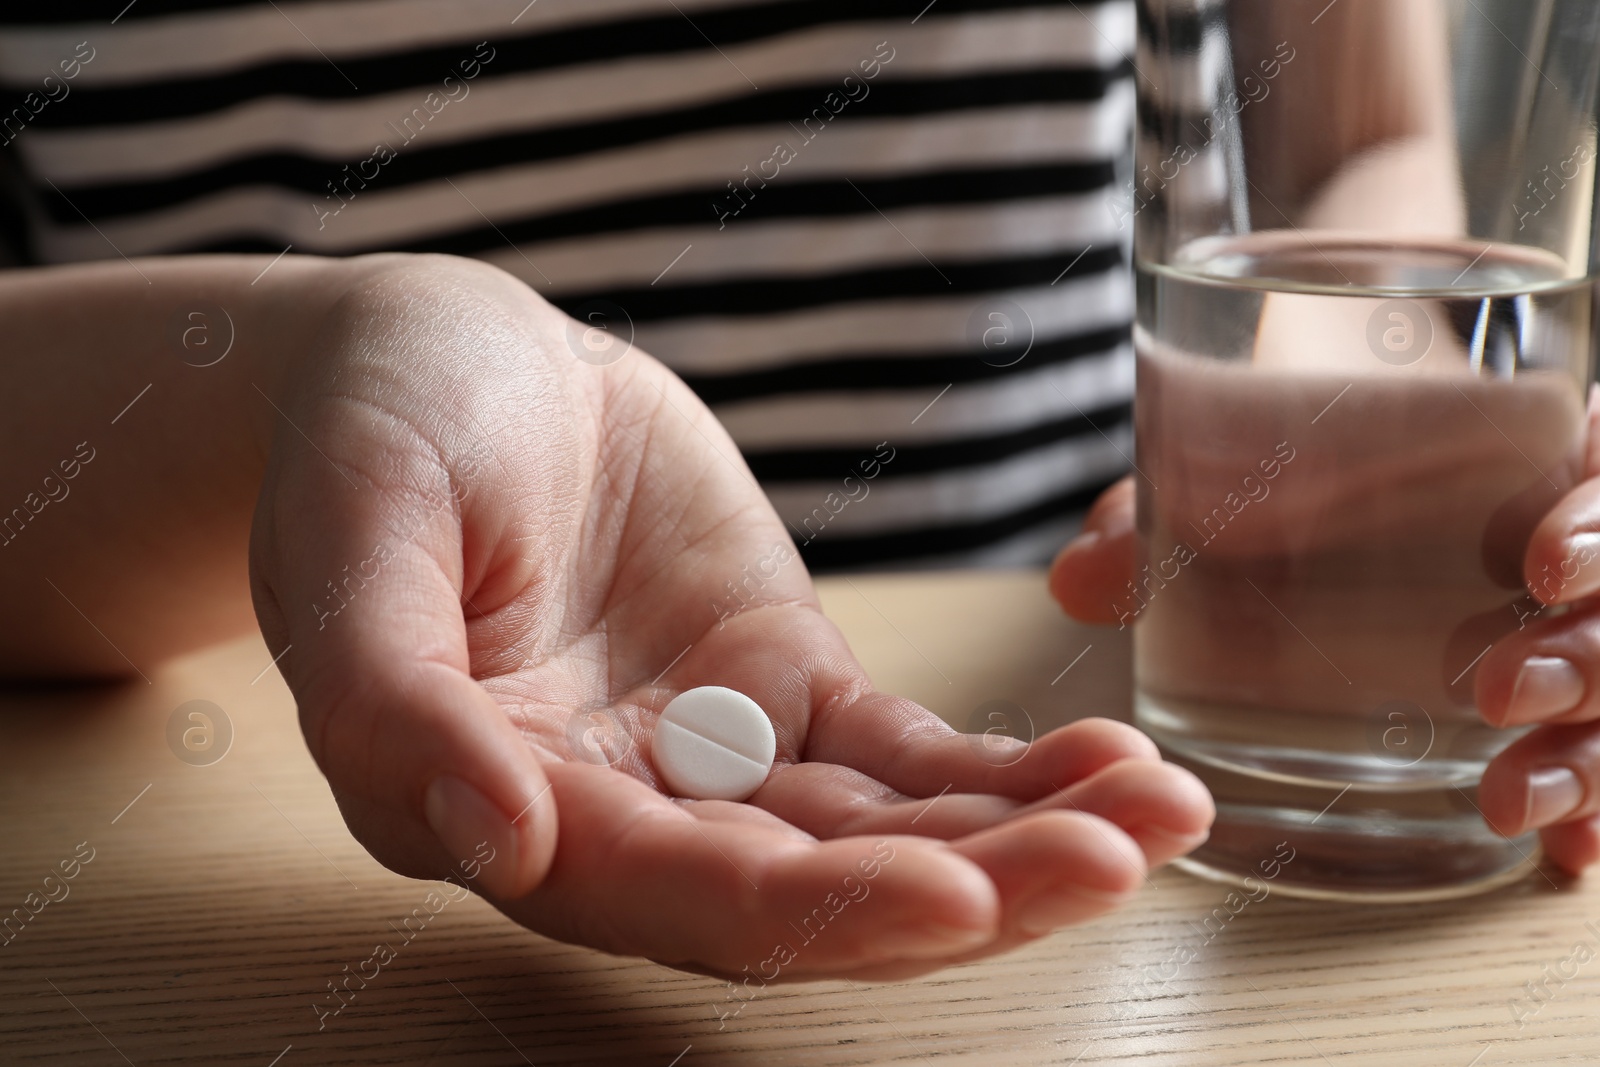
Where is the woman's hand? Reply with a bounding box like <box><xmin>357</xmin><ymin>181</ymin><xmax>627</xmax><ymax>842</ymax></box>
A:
<box><xmin>1468</xmin><ymin>393</ymin><xmax>1600</xmax><ymax>872</ymax></box>
<box><xmin>249</xmin><ymin>254</ymin><xmax>1213</xmax><ymax>981</ymax></box>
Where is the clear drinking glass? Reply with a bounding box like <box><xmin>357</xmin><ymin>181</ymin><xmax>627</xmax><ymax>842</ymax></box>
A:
<box><xmin>1131</xmin><ymin>0</ymin><xmax>1600</xmax><ymax>899</ymax></box>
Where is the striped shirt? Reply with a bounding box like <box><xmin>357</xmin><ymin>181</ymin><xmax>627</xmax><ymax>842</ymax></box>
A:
<box><xmin>0</xmin><ymin>0</ymin><xmax>1135</xmax><ymax>570</ymax></box>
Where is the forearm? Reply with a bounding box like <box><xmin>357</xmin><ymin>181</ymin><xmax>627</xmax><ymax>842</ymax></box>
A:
<box><xmin>0</xmin><ymin>253</ymin><xmax>368</xmax><ymax>677</ymax></box>
<box><xmin>1236</xmin><ymin>0</ymin><xmax>1456</xmax><ymax>217</ymax></box>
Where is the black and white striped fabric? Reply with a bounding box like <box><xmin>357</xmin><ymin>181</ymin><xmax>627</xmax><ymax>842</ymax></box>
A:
<box><xmin>0</xmin><ymin>0</ymin><xmax>1136</xmax><ymax>571</ymax></box>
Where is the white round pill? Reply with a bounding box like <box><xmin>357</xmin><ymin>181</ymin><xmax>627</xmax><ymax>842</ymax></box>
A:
<box><xmin>651</xmin><ymin>686</ymin><xmax>776</xmax><ymax>802</ymax></box>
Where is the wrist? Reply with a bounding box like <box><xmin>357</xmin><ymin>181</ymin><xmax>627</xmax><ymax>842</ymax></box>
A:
<box><xmin>270</xmin><ymin>253</ymin><xmax>592</xmax><ymax>468</ymax></box>
<box><xmin>239</xmin><ymin>252</ymin><xmax>410</xmax><ymax>461</ymax></box>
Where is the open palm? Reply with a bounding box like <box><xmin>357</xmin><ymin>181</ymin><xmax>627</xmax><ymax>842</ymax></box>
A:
<box><xmin>249</xmin><ymin>257</ymin><xmax>1213</xmax><ymax>980</ymax></box>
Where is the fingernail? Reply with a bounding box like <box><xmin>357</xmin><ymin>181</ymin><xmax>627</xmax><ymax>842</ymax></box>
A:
<box><xmin>1504</xmin><ymin>657</ymin><xmax>1585</xmax><ymax>725</ymax></box>
<box><xmin>1065</xmin><ymin>530</ymin><xmax>1102</xmax><ymax>556</ymax></box>
<box><xmin>1547</xmin><ymin>534</ymin><xmax>1600</xmax><ymax>602</ymax></box>
<box><xmin>1524</xmin><ymin>766</ymin><xmax>1586</xmax><ymax>831</ymax></box>
<box><xmin>424</xmin><ymin>775</ymin><xmax>522</xmax><ymax>900</ymax></box>
<box><xmin>874</xmin><ymin>921</ymin><xmax>990</xmax><ymax>959</ymax></box>
<box><xmin>1017</xmin><ymin>883</ymin><xmax>1134</xmax><ymax>937</ymax></box>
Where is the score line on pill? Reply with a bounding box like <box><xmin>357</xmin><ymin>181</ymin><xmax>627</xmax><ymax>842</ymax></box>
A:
<box><xmin>651</xmin><ymin>686</ymin><xmax>776</xmax><ymax>802</ymax></box>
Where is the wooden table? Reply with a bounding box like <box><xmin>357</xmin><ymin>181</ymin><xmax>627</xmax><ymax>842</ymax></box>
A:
<box><xmin>3</xmin><ymin>571</ymin><xmax>1596</xmax><ymax>1066</ymax></box>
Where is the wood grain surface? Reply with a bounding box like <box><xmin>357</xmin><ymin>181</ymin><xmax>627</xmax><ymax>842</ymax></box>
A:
<box><xmin>2</xmin><ymin>570</ymin><xmax>1597</xmax><ymax>1066</ymax></box>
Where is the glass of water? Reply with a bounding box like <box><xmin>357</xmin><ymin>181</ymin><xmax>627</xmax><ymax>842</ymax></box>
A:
<box><xmin>1131</xmin><ymin>0</ymin><xmax>1600</xmax><ymax>899</ymax></box>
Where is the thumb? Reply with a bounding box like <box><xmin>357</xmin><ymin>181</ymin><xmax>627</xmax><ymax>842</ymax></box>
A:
<box><xmin>251</xmin><ymin>439</ymin><xmax>556</xmax><ymax>902</ymax></box>
<box><xmin>1049</xmin><ymin>475</ymin><xmax>1137</xmax><ymax>624</ymax></box>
